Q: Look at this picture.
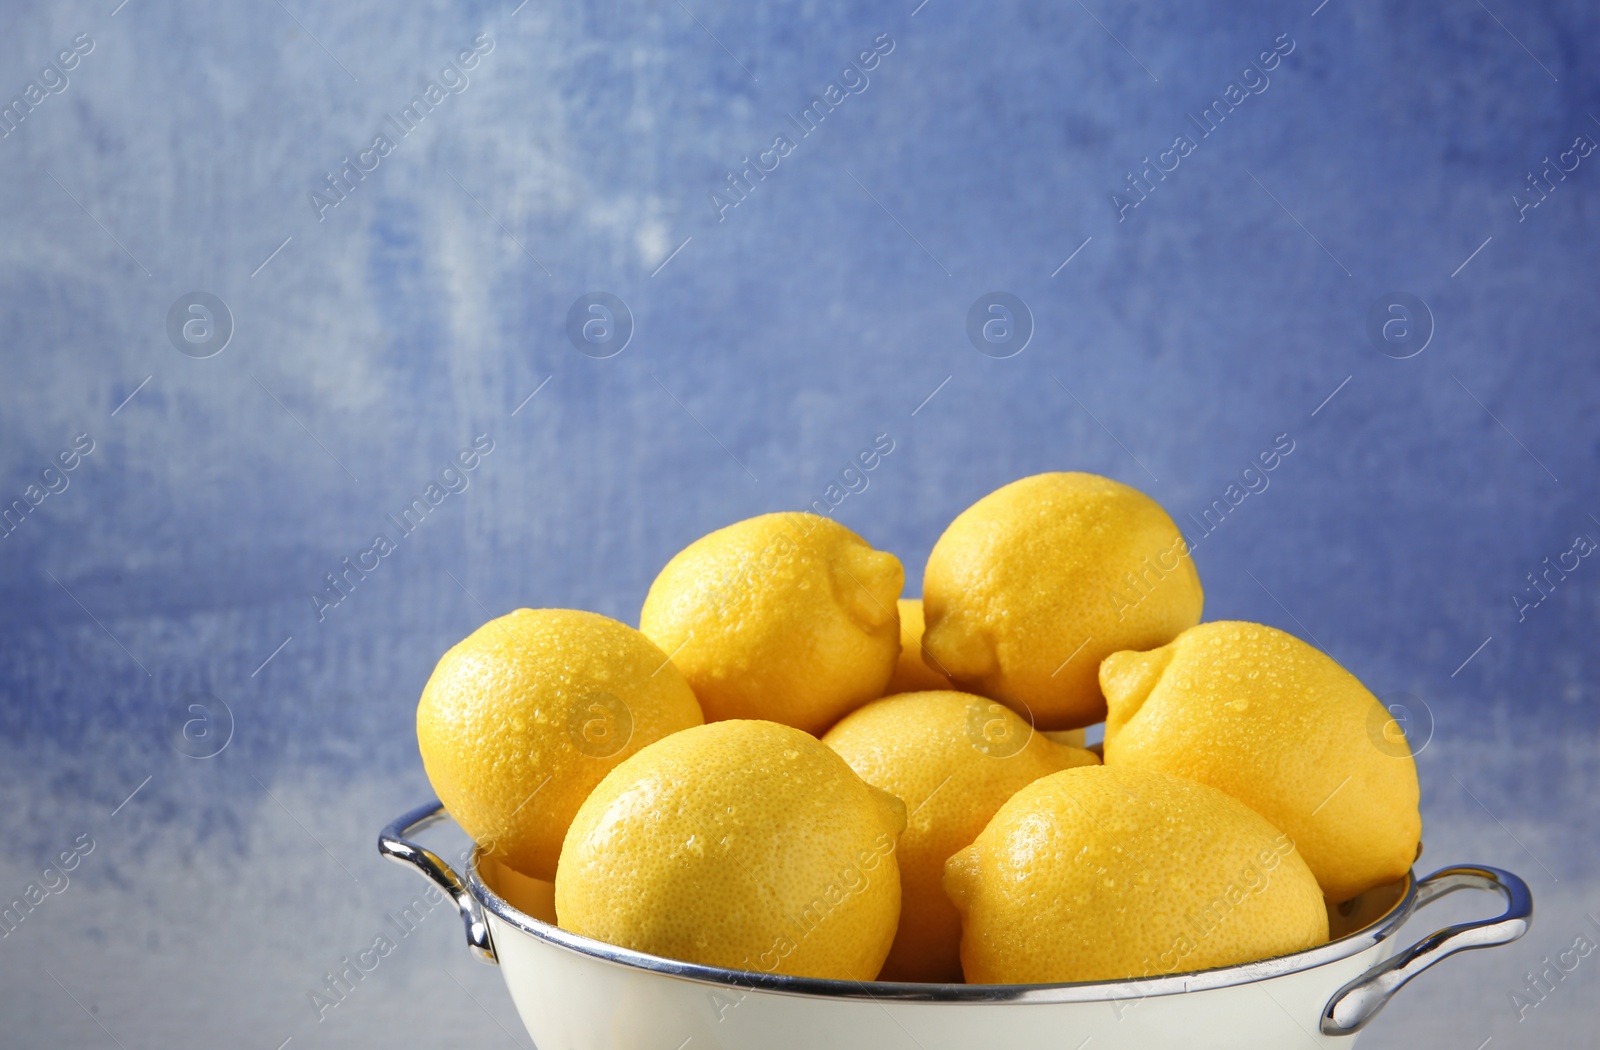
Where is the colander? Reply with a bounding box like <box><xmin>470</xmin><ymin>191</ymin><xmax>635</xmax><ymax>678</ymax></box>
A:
<box><xmin>379</xmin><ymin>800</ymin><xmax>1529</xmax><ymax>1049</ymax></box>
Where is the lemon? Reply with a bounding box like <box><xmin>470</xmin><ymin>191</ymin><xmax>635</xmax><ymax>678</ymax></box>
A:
<box><xmin>885</xmin><ymin>599</ymin><xmax>955</xmax><ymax>694</ymax></box>
<box><xmin>823</xmin><ymin>691</ymin><xmax>1098</xmax><ymax>981</ymax></box>
<box><xmin>555</xmin><ymin>720</ymin><xmax>907</xmax><ymax>980</ymax></box>
<box><xmin>889</xmin><ymin>600</ymin><xmax>1086</xmax><ymax>743</ymax></box>
<box><xmin>640</xmin><ymin>513</ymin><xmax>904</xmax><ymax>734</ymax></box>
<box><xmin>1101</xmin><ymin>621</ymin><xmax>1421</xmax><ymax>902</ymax></box>
<box><xmin>481</xmin><ymin>855</ymin><xmax>557</xmax><ymax>925</ymax></box>
<box><xmin>944</xmin><ymin>765</ymin><xmax>1328</xmax><ymax>983</ymax></box>
<box><xmin>416</xmin><ymin>609</ymin><xmax>704</xmax><ymax>881</ymax></box>
<box><xmin>922</xmin><ymin>472</ymin><xmax>1203</xmax><ymax>730</ymax></box>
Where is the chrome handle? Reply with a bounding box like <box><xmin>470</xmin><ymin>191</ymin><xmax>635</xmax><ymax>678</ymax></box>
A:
<box><xmin>378</xmin><ymin>800</ymin><xmax>498</xmax><ymax>964</ymax></box>
<box><xmin>1320</xmin><ymin>865</ymin><xmax>1531</xmax><ymax>1036</ymax></box>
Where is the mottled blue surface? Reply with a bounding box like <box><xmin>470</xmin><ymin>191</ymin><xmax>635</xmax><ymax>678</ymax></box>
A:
<box><xmin>1</xmin><ymin>0</ymin><xmax>1597</xmax><ymax>1046</ymax></box>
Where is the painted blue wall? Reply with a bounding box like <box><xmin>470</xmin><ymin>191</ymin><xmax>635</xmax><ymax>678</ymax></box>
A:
<box><xmin>1</xmin><ymin>0</ymin><xmax>1596</xmax><ymax>1046</ymax></box>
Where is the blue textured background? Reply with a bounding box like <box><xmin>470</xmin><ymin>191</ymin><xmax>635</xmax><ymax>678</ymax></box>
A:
<box><xmin>2</xmin><ymin>0</ymin><xmax>1596</xmax><ymax>1046</ymax></box>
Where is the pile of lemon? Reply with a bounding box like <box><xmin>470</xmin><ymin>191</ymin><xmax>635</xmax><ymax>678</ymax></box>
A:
<box><xmin>416</xmin><ymin>472</ymin><xmax>1421</xmax><ymax>985</ymax></box>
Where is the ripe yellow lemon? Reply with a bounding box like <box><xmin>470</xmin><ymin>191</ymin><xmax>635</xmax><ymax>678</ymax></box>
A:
<box><xmin>890</xmin><ymin>600</ymin><xmax>1085</xmax><ymax>743</ymax></box>
<box><xmin>922</xmin><ymin>472</ymin><xmax>1203</xmax><ymax>730</ymax></box>
<box><xmin>1101</xmin><ymin>621</ymin><xmax>1422</xmax><ymax>902</ymax></box>
<box><xmin>885</xmin><ymin>599</ymin><xmax>955</xmax><ymax>694</ymax></box>
<box><xmin>823</xmin><ymin>691</ymin><xmax>1099</xmax><ymax>981</ymax></box>
<box><xmin>416</xmin><ymin>609</ymin><xmax>704</xmax><ymax>881</ymax></box>
<box><xmin>640</xmin><ymin>513</ymin><xmax>903</xmax><ymax>734</ymax></box>
<box><xmin>944</xmin><ymin>765</ymin><xmax>1328</xmax><ymax>983</ymax></box>
<box><xmin>555</xmin><ymin>720</ymin><xmax>907</xmax><ymax>980</ymax></box>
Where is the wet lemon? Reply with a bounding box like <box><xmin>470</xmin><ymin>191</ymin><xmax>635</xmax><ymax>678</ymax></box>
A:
<box><xmin>641</xmin><ymin>513</ymin><xmax>903</xmax><ymax>734</ymax></box>
<box><xmin>555</xmin><ymin>720</ymin><xmax>907</xmax><ymax>980</ymax></box>
<box><xmin>945</xmin><ymin>765</ymin><xmax>1328</xmax><ymax>983</ymax></box>
<box><xmin>824</xmin><ymin>691</ymin><xmax>1098</xmax><ymax>981</ymax></box>
<box><xmin>922</xmin><ymin>472</ymin><xmax>1202</xmax><ymax>730</ymax></box>
<box><xmin>1101</xmin><ymin>621</ymin><xmax>1422</xmax><ymax>901</ymax></box>
<box><xmin>416</xmin><ymin>609</ymin><xmax>703</xmax><ymax>881</ymax></box>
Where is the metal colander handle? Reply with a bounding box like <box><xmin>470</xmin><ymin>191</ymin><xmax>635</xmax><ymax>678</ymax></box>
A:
<box><xmin>378</xmin><ymin>800</ymin><xmax>498</xmax><ymax>964</ymax></box>
<box><xmin>1320</xmin><ymin>865</ymin><xmax>1531</xmax><ymax>1035</ymax></box>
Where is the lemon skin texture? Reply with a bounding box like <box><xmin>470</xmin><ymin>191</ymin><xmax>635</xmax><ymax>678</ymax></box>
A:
<box><xmin>945</xmin><ymin>765</ymin><xmax>1328</xmax><ymax>984</ymax></box>
<box><xmin>641</xmin><ymin>513</ymin><xmax>903</xmax><ymax>734</ymax></box>
<box><xmin>417</xmin><ymin>608</ymin><xmax>704</xmax><ymax>881</ymax></box>
<box><xmin>1101</xmin><ymin>621</ymin><xmax>1421</xmax><ymax>902</ymax></box>
<box><xmin>922</xmin><ymin>472</ymin><xmax>1202</xmax><ymax>731</ymax></box>
<box><xmin>824</xmin><ymin>690</ymin><xmax>1098</xmax><ymax>981</ymax></box>
<box><xmin>556</xmin><ymin>720</ymin><xmax>908</xmax><ymax>980</ymax></box>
